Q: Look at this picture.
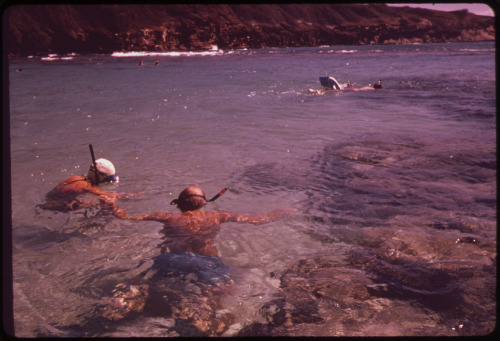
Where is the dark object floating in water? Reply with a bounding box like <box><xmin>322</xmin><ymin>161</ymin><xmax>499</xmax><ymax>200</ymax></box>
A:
<box><xmin>319</xmin><ymin>76</ymin><xmax>341</xmax><ymax>90</ymax></box>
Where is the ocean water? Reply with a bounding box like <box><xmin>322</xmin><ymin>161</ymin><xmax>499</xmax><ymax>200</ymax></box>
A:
<box><xmin>8</xmin><ymin>41</ymin><xmax>496</xmax><ymax>336</ymax></box>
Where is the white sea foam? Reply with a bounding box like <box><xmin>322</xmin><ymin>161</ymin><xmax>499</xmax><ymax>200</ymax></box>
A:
<box><xmin>41</xmin><ymin>54</ymin><xmax>75</xmax><ymax>61</ymax></box>
<box><xmin>459</xmin><ymin>48</ymin><xmax>495</xmax><ymax>52</ymax></box>
<box><xmin>111</xmin><ymin>50</ymin><xmax>224</xmax><ymax>57</ymax></box>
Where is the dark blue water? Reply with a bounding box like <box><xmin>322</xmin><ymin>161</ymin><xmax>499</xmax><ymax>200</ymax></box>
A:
<box><xmin>9</xmin><ymin>41</ymin><xmax>495</xmax><ymax>336</ymax></box>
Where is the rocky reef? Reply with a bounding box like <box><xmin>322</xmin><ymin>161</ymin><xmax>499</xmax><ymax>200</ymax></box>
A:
<box><xmin>5</xmin><ymin>4</ymin><xmax>495</xmax><ymax>56</ymax></box>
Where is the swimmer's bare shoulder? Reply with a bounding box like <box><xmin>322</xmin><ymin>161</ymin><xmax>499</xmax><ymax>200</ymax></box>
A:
<box><xmin>53</xmin><ymin>175</ymin><xmax>89</xmax><ymax>194</ymax></box>
<box><xmin>53</xmin><ymin>175</ymin><xmax>128</xmax><ymax>198</ymax></box>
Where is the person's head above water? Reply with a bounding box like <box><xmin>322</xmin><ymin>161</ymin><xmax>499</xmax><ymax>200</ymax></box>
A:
<box><xmin>373</xmin><ymin>80</ymin><xmax>382</xmax><ymax>89</ymax></box>
<box><xmin>170</xmin><ymin>186</ymin><xmax>207</xmax><ymax>212</ymax></box>
<box><xmin>87</xmin><ymin>158</ymin><xmax>119</xmax><ymax>185</ymax></box>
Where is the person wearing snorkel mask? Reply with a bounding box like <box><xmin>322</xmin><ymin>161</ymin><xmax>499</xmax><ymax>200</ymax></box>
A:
<box><xmin>38</xmin><ymin>158</ymin><xmax>133</xmax><ymax>212</ymax></box>
<box><xmin>95</xmin><ymin>186</ymin><xmax>296</xmax><ymax>334</ymax></box>
<box><xmin>108</xmin><ymin>185</ymin><xmax>296</xmax><ymax>257</ymax></box>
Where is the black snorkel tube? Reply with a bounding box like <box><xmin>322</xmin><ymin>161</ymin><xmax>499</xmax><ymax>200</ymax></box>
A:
<box><xmin>207</xmin><ymin>188</ymin><xmax>228</xmax><ymax>202</ymax></box>
<box><xmin>170</xmin><ymin>187</ymin><xmax>229</xmax><ymax>206</ymax></box>
<box><xmin>88</xmin><ymin>144</ymin><xmax>100</xmax><ymax>185</ymax></box>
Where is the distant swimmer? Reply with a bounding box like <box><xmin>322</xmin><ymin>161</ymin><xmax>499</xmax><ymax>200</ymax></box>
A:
<box><xmin>16</xmin><ymin>68</ymin><xmax>23</xmax><ymax>72</ymax></box>
<box><xmin>309</xmin><ymin>78</ymin><xmax>383</xmax><ymax>94</ymax></box>
<box><xmin>155</xmin><ymin>60</ymin><xmax>160</xmax><ymax>66</ymax></box>
<box><xmin>139</xmin><ymin>60</ymin><xmax>143</xmax><ymax>66</ymax></box>
<box><xmin>38</xmin><ymin>145</ymin><xmax>136</xmax><ymax>212</ymax></box>
<box><xmin>344</xmin><ymin>79</ymin><xmax>383</xmax><ymax>91</ymax></box>
<box><xmin>106</xmin><ymin>185</ymin><xmax>297</xmax><ymax>257</ymax></box>
<box><xmin>344</xmin><ymin>80</ymin><xmax>356</xmax><ymax>88</ymax></box>
<box><xmin>308</xmin><ymin>76</ymin><xmax>356</xmax><ymax>94</ymax></box>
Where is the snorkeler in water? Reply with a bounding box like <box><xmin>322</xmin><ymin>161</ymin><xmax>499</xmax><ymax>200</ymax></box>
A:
<box><xmin>339</xmin><ymin>79</ymin><xmax>383</xmax><ymax>92</ymax></box>
<box><xmin>38</xmin><ymin>146</ymin><xmax>136</xmax><ymax>212</ymax></box>
<box><xmin>94</xmin><ymin>186</ymin><xmax>296</xmax><ymax>332</ymax></box>
<box><xmin>345</xmin><ymin>79</ymin><xmax>383</xmax><ymax>91</ymax></box>
<box><xmin>107</xmin><ymin>185</ymin><xmax>296</xmax><ymax>257</ymax></box>
<box><xmin>308</xmin><ymin>78</ymin><xmax>382</xmax><ymax>94</ymax></box>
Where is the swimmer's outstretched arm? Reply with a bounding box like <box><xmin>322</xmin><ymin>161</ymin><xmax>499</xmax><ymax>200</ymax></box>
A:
<box><xmin>226</xmin><ymin>208</ymin><xmax>297</xmax><ymax>224</ymax></box>
<box><xmin>87</xmin><ymin>186</ymin><xmax>142</xmax><ymax>199</ymax></box>
<box><xmin>113</xmin><ymin>207</ymin><xmax>174</xmax><ymax>222</ymax></box>
<box><xmin>98</xmin><ymin>196</ymin><xmax>166</xmax><ymax>221</ymax></box>
<box><xmin>113</xmin><ymin>208</ymin><xmax>172</xmax><ymax>221</ymax></box>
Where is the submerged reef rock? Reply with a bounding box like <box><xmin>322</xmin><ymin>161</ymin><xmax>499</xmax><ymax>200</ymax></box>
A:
<box><xmin>91</xmin><ymin>253</ymin><xmax>234</xmax><ymax>336</ymax></box>
<box><xmin>97</xmin><ymin>283</ymin><xmax>149</xmax><ymax>321</ymax></box>
<box><xmin>5</xmin><ymin>4</ymin><xmax>494</xmax><ymax>56</ymax></box>
<box><xmin>239</xmin><ymin>240</ymin><xmax>495</xmax><ymax>337</ymax></box>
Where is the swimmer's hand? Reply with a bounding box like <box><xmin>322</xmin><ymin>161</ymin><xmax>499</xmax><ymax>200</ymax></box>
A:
<box><xmin>99</xmin><ymin>195</ymin><xmax>116</xmax><ymax>203</ymax></box>
<box><xmin>113</xmin><ymin>208</ymin><xmax>128</xmax><ymax>218</ymax></box>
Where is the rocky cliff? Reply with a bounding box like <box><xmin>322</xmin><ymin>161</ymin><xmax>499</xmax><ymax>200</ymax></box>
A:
<box><xmin>5</xmin><ymin>4</ymin><xmax>495</xmax><ymax>56</ymax></box>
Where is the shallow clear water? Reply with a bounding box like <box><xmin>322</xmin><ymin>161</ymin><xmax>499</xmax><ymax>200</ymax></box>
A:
<box><xmin>8</xmin><ymin>42</ymin><xmax>496</xmax><ymax>336</ymax></box>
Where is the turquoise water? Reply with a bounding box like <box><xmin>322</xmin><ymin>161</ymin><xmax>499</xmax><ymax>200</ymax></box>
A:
<box><xmin>8</xmin><ymin>41</ymin><xmax>496</xmax><ymax>336</ymax></box>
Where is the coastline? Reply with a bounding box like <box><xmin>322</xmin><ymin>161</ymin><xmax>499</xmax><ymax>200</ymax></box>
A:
<box><xmin>5</xmin><ymin>4</ymin><xmax>495</xmax><ymax>57</ymax></box>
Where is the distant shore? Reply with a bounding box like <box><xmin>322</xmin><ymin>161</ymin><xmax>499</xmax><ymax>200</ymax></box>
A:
<box><xmin>5</xmin><ymin>4</ymin><xmax>495</xmax><ymax>57</ymax></box>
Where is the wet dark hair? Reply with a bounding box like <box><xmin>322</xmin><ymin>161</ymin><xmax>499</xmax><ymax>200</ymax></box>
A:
<box><xmin>170</xmin><ymin>187</ymin><xmax>207</xmax><ymax>212</ymax></box>
<box><xmin>170</xmin><ymin>187</ymin><xmax>228</xmax><ymax>212</ymax></box>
